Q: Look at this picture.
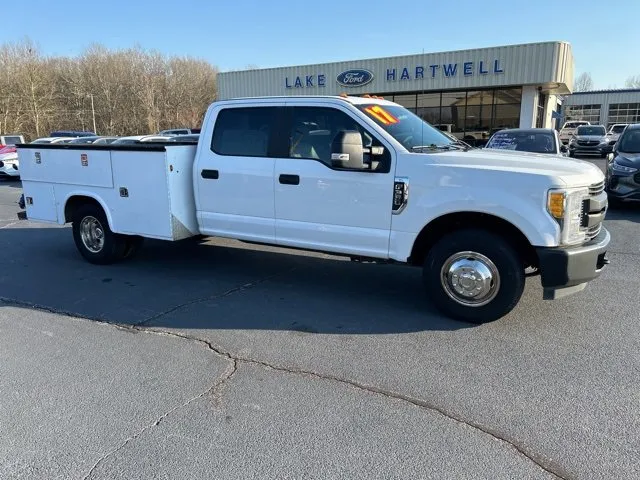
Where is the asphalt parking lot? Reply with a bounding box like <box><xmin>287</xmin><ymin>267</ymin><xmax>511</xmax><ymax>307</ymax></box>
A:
<box><xmin>1</xmin><ymin>157</ymin><xmax>639</xmax><ymax>480</ymax></box>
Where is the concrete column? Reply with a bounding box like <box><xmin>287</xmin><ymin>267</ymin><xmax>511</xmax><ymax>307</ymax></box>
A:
<box><xmin>519</xmin><ymin>85</ymin><xmax>538</xmax><ymax>128</ymax></box>
<box><xmin>543</xmin><ymin>94</ymin><xmax>557</xmax><ymax>129</ymax></box>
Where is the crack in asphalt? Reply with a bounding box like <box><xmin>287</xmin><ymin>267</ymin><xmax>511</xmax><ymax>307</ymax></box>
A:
<box><xmin>134</xmin><ymin>266</ymin><xmax>298</xmax><ymax>327</ymax></box>
<box><xmin>1</xmin><ymin>297</ymin><xmax>569</xmax><ymax>480</ymax></box>
<box><xmin>82</xmin><ymin>355</ymin><xmax>238</xmax><ymax>480</ymax></box>
<box><xmin>139</xmin><ymin>328</ymin><xmax>570</xmax><ymax>480</ymax></box>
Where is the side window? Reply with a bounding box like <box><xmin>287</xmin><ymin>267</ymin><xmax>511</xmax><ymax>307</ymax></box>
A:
<box><xmin>288</xmin><ymin>107</ymin><xmax>377</xmax><ymax>166</ymax></box>
<box><xmin>211</xmin><ymin>107</ymin><xmax>276</xmax><ymax>157</ymax></box>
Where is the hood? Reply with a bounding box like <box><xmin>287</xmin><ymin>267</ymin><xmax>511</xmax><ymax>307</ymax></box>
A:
<box><xmin>428</xmin><ymin>149</ymin><xmax>604</xmax><ymax>187</ymax></box>
<box><xmin>615</xmin><ymin>152</ymin><xmax>640</xmax><ymax>165</ymax></box>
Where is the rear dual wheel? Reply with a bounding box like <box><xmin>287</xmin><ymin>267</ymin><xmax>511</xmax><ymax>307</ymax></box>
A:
<box><xmin>72</xmin><ymin>204</ymin><xmax>143</xmax><ymax>264</ymax></box>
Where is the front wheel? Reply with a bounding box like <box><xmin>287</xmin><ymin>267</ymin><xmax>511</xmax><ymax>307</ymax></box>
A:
<box><xmin>423</xmin><ymin>229</ymin><xmax>525</xmax><ymax>323</ymax></box>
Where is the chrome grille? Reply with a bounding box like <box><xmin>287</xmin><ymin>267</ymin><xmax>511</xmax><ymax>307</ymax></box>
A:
<box><xmin>586</xmin><ymin>223</ymin><xmax>601</xmax><ymax>241</ymax></box>
<box><xmin>589</xmin><ymin>181</ymin><xmax>604</xmax><ymax>196</ymax></box>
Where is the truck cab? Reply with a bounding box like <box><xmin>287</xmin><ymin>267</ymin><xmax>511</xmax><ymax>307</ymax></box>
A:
<box><xmin>17</xmin><ymin>95</ymin><xmax>610</xmax><ymax>323</ymax></box>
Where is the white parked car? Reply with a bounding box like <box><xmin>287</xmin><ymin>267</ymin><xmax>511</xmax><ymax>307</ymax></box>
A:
<box><xmin>17</xmin><ymin>95</ymin><xmax>610</xmax><ymax>323</ymax></box>
<box><xmin>31</xmin><ymin>137</ymin><xmax>75</xmax><ymax>144</ymax></box>
<box><xmin>0</xmin><ymin>147</ymin><xmax>20</xmax><ymax>178</ymax></box>
<box><xmin>559</xmin><ymin>120</ymin><xmax>591</xmax><ymax>144</ymax></box>
<box><xmin>111</xmin><ymin>135</ymin><xmax>175</xmax><ymax>145</ymax></box>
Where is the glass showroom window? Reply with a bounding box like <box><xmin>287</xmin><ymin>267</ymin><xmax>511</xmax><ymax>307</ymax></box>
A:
<box><xmin>374</xmin><ymin>87</ymin><xmax>521</xmax><ymax>135</ymax></box>
<box><xmin>417</xmin><ymin>93</ymin><xmax>441</xmax><ymax>126</ymax></box>
<box><xmin>607</xmin><ymin>103</ymin><xmax>640</xmax><ymax>126</ymax></box>
<box><xmin>492</xmin><ymin>88</ymin><xmax>522</xmax><ymax>131</ymax></box>
<box><xmin>466</xmin><ymin>90</ymin><xmax>494</xmax><ymax>133</ymax></box>
<box><xmin>564</xmin><ymin>104</ymin><xmax>601</xmax><ymax>124</ymax></box>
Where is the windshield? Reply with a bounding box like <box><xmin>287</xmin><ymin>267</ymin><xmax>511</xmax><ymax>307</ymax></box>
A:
<box><xmin>2</xmin><ymin>136</ymin><xmax>23</xmax><ymax>145</ymax></box>
<box><xmin>576</xmin><ymin>126</ymin><xmax>605</xmax><ymax>136</ymax></box>
<box><xmin>611</xmin><ymin>125</ymin><xmax>627</xmax><ymax>134</ymax></box>
<box><xmin>356</xmin><ymin>103</ymin><xmax>455</xmax><ymax>151</ymax></box>
<box><xmin>618</xmin><ymin>129</ymin><xmax>640</xmax><ymax>153</ymax></box>
<box><xmin>486</xmin><ymin>131</ymin><xmax>557</xmax><ymax>154</ymax></box>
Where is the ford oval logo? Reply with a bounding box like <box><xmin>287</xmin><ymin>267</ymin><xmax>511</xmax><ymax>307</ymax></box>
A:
<box><xmin>336</xmin><ymin>69</ymin><xmax>374</xmax><ymax>88</ymax></box>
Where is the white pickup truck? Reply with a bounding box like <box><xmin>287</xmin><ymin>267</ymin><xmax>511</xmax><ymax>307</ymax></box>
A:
<box><xmin>16</xmin><ymin>95</ymin><xmax>610</xmax><ymax>323</ymax></box>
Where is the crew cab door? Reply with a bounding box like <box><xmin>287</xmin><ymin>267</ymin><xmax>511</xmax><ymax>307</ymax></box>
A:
<box><xmin>274</xmin><ymin>104</ymin><xmax>395</xmax><ymax>258</ymax></box>
<box><xmin>195</xmin><ymin>105</ymin><xmax>279</xmax><ymax>242</ymax></box>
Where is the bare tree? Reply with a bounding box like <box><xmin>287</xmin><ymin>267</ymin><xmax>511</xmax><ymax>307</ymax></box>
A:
<box><xmin>0</xmin><ymin>37</ymin><xmax>218</xmax><ymax>140</ymax></box>
<box><xmin>625</xmin><ymin>75</ymin><xmax>640</xmax><ymax>88</ymax></box>
<box><xmin>574</xmin><ymin>72</ymin><xmax>594</xmax><ymax>92</ymax></box>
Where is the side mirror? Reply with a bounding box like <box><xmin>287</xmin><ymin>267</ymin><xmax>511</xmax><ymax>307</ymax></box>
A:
<box><xmin>560</xmin><ymin>144</ymin><xmax>568</xmax><ymax>153</ymax></box>
<box><xmin>331</xmin><ymin>130</ymin><xmax>364</xmax><ymax>169</ymax></box>
<box><xmin>607</xmin><ymin>152</ymin><xmax>615</xmax><ymax>162</ymax></box>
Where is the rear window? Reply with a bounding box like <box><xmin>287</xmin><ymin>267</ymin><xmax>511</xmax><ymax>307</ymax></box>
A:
<box><xmin>211</xmin><ymin>107</ymin><xmax>276</xmax><ymax>157</ymax></box>
<box><xmin>564</xmin><ymin>122</ymin><xmax>587</xmax><ymax>129</ymax></box>
<box><xmin>486</xmin><ymin>131</ymin><xmax>557</xmax><ymax>153</ymax></box>
<box><xmin>576</xmin><ymin>126</ymin><xmax>606</xmax><ymax>136</ymax></box>
<box><xmin>611</xmin><ymin>125</ymin><xmax>627</xmax><ymax>133</ymax></box>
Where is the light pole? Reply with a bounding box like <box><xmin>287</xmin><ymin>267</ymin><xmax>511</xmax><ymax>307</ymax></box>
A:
<box><xmin>88</xmin><ymin>94</ymin><xmax>97</xmax><ymax>134</ymax></box>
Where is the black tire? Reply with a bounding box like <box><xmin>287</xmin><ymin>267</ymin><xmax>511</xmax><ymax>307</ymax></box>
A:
<box><xmin>72</xmin><ymin>203</ymin><xmax>127</xmax><ymax>265</ymax></box>
<box><xmin>423</xmin><ymin>229</ymin><xmax>525</xmax><ymax>324</ymax></box>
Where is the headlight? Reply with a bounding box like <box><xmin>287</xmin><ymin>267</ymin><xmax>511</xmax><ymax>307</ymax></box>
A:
<box><xmin>612</xmin><ymin>161</ymin><xmax>638</xmax><ymax>174</ymax></box>
<box><xmin>547</xmin><ymin>187</ymin><xmax>589</xmax><ymax>246</ymax></box>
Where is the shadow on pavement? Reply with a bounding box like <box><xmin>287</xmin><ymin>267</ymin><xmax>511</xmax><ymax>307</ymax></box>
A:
<box><xmin>0</xmin><ymin>225</ymin><xmax>469</xmax><ymax>334</ymax></box>
<box><xmin>0</xmin><ymin>178</ymin><xmax>22</xmax><ymax>189</ymax></box>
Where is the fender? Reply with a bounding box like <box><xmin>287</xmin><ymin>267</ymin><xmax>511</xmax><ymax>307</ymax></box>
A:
<box><xmin>390</xmin><ymin>186</ymin><xmax>561</xmax><ymax>262</ymax></box>
<box><xmin>59</xmin><ymin>190</ymin><xmax>115</xmax><ymax>230</ymax></box>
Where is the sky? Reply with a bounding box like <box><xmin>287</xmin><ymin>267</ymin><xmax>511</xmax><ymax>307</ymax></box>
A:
<box><xmin>2</xmin><ymin>0</ymin><xmax>639</xmax><ymax>89</ymax></box>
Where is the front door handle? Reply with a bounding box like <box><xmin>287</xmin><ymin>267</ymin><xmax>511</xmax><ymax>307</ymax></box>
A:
<box><xmin>201</xmin><ymin>169</ymin><xmax>219</xmax><ymax>180</ymax></box>
<box><xmin>279</xmin><ymin>174</ymin><xmax>300</xmax><ymax>185</ymax></box>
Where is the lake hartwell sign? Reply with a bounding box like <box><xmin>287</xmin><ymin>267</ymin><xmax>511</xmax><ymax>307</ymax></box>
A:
<box><xmin>284</xmin><ymin>59</ymin><xmax>505</xmax><ymax>89</ymax></box>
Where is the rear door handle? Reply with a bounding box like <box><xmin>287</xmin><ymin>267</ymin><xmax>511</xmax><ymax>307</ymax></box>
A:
<box><xmin>279</xmin><ymin>174</ymin><xmax>300</xmax><ymax>185</ymax></box>
<box><xmin>201</xmin><ymin>169</ymin><xmax>219</xmax><ymax>180</ymax></box>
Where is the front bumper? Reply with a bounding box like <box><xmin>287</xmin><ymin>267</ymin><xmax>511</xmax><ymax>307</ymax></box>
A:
<box><xmin>535</xmin><ymin>228</ymin><xmax>610</xmax><ymax>299</ymax></box>
<box><xmin>0</xmin><ymin>161</ymin><xmax>20</xmax><ymax>177</ymax></box>
<box><xmin>606</xmin><ymin>167</ymin><xmax>640</xmax><ymax>201</ymax></box>
<box><xmin>569</xmin><ymin>144</ymin><xmax>608</xmax><ymax>156</ymax></box>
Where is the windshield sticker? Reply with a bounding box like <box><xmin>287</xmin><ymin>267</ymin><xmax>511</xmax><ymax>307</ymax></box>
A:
<box><xmin>489</xmin><ymin>133</ymin><xmax>518</xmax><ymax>150</ymax></box>
<box><xmin>364</xmin><ymin>105</ymin><xmax>399</xmax><ymax>125</ymax></box>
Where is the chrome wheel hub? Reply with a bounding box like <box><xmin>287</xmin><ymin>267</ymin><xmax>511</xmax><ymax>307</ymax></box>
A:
<box><xmin>441</xmin><ymin>251</ymin><xmax>500</xmax><ymax>307</ymax></box>
<box><xmin>80</xmin><ymin>216</ymin><xmax>105</xmax><ymax>253</ymax></box>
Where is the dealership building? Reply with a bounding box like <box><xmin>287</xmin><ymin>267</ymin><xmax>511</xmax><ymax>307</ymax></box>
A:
<box><xmin>218</xmin><ymin>41</ymin><xmax>575</xmax><ymax>142</ymax></box>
